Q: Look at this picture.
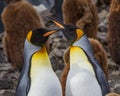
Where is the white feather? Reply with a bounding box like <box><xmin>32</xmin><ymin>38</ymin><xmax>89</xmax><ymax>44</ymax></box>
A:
<box><xmin>65</xmin><ymin>46</ymin><xmax>102</xmax><ymax>96</ymax></box>
<box><xmin>26</xmin><ymin>45</ymin><xmax>62</xmax><ymax>96</ymax></box>
<box><xmin>28</xmin><ymin>67</ymin><xmax>62</xmax><ymax>96</ymax></box>
<box><xmin>66</xmin><ymin>65</ymin><xmax>102</xmax><ymax>96</ymax></box>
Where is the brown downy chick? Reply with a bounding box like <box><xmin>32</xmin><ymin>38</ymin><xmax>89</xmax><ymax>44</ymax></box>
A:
<box><xmin>62</xmin><ymin>0</ymin><xmax>99</xmax><ymax>39</ymax></box>
<box><xmin>2</xmin><ymin>0</ymin><xmax>45</xmax><ymax>71</ymax></box>
<box><xmin>107</xmin><ymin>0</ymin><xmax>120</xmax><ymax>65</ymax></box>
<box><xmin>61</xmin><ymin>38</ymin><xmax>108</xmax><ymax>96</ymax></box>
<box><xmin>106</xmin><ymin>93</ymin><xmax>120</xmax><ymax>96</ymax></box>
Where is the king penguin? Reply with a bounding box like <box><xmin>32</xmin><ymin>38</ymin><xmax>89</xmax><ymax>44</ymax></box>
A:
<box><xmin>15</xmin><ymin>28</ymin><xmax>62</xmax><ymax>96</ymax></box>
<box><xmin>50</xmin><ymin>18</ymin><xmax>110</xmax><ymax>96</ymax></box>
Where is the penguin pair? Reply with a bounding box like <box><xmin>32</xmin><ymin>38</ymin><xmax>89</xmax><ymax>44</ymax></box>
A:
<box><xmin>50</xmin><ymin>18</ymin><xmax>110</xmax><ymax>96</ymax></box>
<box><xmin>15</xmin><ymin>28</ymin><xmax>62</xmax><ymax>96</ymax></box>
<box><xmin>15</xmin><ymin>18</ymin><xmax>110</xmax><ymax>96</ymax></box>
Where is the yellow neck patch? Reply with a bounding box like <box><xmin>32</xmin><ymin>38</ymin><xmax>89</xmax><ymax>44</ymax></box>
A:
<box><xmin>27</xmin><ymin>31</ymin><xmax>32</xmax><ymax>41</ymax></box>
<box><xmin>30</xmin><ymin>46</ymin><xmax>51</xmax><ymax>78</ymax></box>
<box><xmin>76</xmin><ymin>29</ymin><xmax>84</xmax><ymax>41</ymax></box>
<box><xmin>70</xmin><ymin>46</ymin><xmax>95</xmax><ymax>75</ymax></box>
<box><xmin>31</xmin><ymin>46</ymin><xmax>51</xmax><ymax>67</ymax></box>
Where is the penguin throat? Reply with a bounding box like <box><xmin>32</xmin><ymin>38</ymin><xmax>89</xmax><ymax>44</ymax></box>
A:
<box><xmin>31</xmin><ymin>46</ymin><xmax>51</xmax><ymax>68</ymax></box>
<box><xmin>70</xmin><ymin>46</ymin><xmax>95</xmax><ymax>75</ymax></box>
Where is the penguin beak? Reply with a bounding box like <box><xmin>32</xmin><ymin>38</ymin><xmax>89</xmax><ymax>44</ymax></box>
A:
<box><xmin>52</xmin><ymin>20</ymin><xmax>65</xmax><ymax>29</ymax></box>
<box><xmin>48</xmin><ymin>17</ymin><xmax>65</xmax><ymax>29</ymax></box>
<box><xmin>43</xmin><ymin>29</ymin><xmax>61</xmax><ymax>37</ymax></box>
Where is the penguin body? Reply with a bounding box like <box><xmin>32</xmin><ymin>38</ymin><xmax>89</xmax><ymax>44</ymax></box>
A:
<box><xmin>15</xmin><ymin>28</ymin><xmax>62</xmax><ymax>96</ymax></box>
<box><xmin>65</xmin><ymin>46</ymin><xmax>102</xmax><ymax>96</ymax></box>
<box><xmin>2</xmin><ymin>0</ymin><xmax>44</xmax><ymax>71</ymax></box>
<box><xmin>28</xmin><ymin>46</ymin><xmax>62</xmax><ymax>96</ymax></box>
<box><xmin>62</xmin><ymin>0</ymin><xmax>98</xmax><ymax>39</ymax></box>
<box><xmin>107</xmin><ymin>0</ymin><xmax>120</xmax><ymax>65</ymax></box>
<box><xmin>51</xmin><ymin>18</ymin><xmax>110</xmax><ymax>96</ymax></box>
<box><xmin>61</xmin><ymin>38</ymin><xmax>108</xmax><ymax>96</ymax></box>
<box><xmin>77</xmin><ymin>35</ymin><xmax>110</xmax><ymax>95</ymax></box>
<box><xmin>65</xmin><ymin>35</ymin><xmax>109</xmax><ymax>96</ymax></box>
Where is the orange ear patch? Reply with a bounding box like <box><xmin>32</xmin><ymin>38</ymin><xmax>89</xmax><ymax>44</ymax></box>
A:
<box><xmin>76</xmin><ymin>29</ymin><xmax>84</xmax><ymax>41</ymax></box>
<box><xmin>27</xmin><ymin>31</ymin><xmax>32</xmax><ymax>41</ymax></box>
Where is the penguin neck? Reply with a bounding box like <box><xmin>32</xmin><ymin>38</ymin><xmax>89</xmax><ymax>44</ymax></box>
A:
<box><xmin>70</xmin><ymin>46</ymin><xmax>95</xmax><ymax>75</ymax></box>
<box><xmin>29</xmin><ymin>45</ymin><xmax>52</xmax><ymax>82</ymax></box>
<box><xmin>31</xmin><ymin>45</ymin><xmax>52</xmax><ymax>68</ymax></box>
<box><xmin>73</xmin><ymin>35</ymin><xmax>95</xmax><ymax>59</ymax></box>
<box><xmin>23</xmin><ymin>39</ymin><xmax>52</xmax><ymax>76</ymax></box>
<box><xmin>24</xmin><ymin>39</ymin><xmax>41</xmax><ymax>59</ymax></box>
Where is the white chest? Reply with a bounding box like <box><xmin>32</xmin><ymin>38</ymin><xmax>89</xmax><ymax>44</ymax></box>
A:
<box><xmin>65</xmin><ymin>46</ymin><xmax>102</xmax><ymax>96</ymax></box>
<box><xmin>65</xmin><ymin>65</ymin><xmax>102</xmax><ymax>96</ymax></box>
<box><xmin>28</xmin><ymin>68</ymin><xmax>62</xmax><ymax>96</ymax></box>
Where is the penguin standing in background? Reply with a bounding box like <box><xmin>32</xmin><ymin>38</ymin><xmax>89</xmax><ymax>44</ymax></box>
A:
<box><xmin>2</xmin><ymin>0</ymin><xmax>44</xmax><ymax>71</ymax></box>
<box><xmin>15</xmin><ymin>28</ymin><xmax>62</xmax><ymax>96</ymax></box>
<box><xmin>51</xmin><ymin>18</ymin><xmax>110</xmax><ymax>96</ymax></box>
<box><xmin>62</xmin><ymin>0</ymin><xmax>99</xmax><ymax>39</ymax></box>
<box><xmin>107</xmin><ymin>0</ymin><xmax>120</xmax><ymax>65</ymax></box>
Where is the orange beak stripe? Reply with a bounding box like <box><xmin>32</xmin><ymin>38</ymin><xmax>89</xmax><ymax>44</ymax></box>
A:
<box><xmin>43</xmin><ymin>30</ymin><xmax>57</xmax><ymax>37</ymax></box>
<box><xmin>53</xmin><ymin>20</ymin><xmax>64</xmax><ymax>28</ymax></box>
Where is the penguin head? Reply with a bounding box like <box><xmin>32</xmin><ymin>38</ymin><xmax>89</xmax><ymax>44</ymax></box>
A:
<box><xmin>27</xmin><ymin>28</ymin><xmax>59</xmax><ymax>46</ymax></box>
<box><xmin>50</xmin><ymin>17</ymin><xmax>84</xmax><ymax>44</ymax></box>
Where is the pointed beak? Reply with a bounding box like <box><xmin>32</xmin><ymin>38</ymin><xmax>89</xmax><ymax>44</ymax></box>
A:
<box><xmin>43</xmin><ymin>29</ymin><xmax>61</xmax><ymax>37</ymax></box>
<box><xmin>48</xmin><ymin>17</ymin><xmax>65</xmax><ymax>29</ymax></box>
<box><xmin>43</xmin><ymin>17</ymin><xmax>66</xmax><ymax>37</ymax></box>
<box><xmin>52</xmin><ymin>20</ymin><xmax>65</xmax><ymax>29</ymax></box>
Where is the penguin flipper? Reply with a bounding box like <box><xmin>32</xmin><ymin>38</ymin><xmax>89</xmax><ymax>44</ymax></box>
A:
<box><xmin>15</xmin><ymin>75</ymin><xmax>30</xmax><ymax>96</ymax></box>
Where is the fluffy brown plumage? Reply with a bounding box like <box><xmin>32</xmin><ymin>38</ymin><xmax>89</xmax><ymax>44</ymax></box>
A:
<box><xmin>2</xmin><ymin>0</ymin><xmax>44</xmax><ymax>71</ymax></box>
<box><xmin>107</xmin><ymin>0</ymin><xmax>120</xmax><ymax>65</ymax></box>
<box><xmin>62</xmin><ymin>0</ymin><xmax>98</xmax><ymax>39</ymax></box>
<box><xmin>106</xmin><ymin>93</ymin><xmax>120</xmax><ymax>96</ymax></box>
<box><xmin>60</xmin><ymin>38</ymin><xmax>108</xmax><ymax>96</ymax></box>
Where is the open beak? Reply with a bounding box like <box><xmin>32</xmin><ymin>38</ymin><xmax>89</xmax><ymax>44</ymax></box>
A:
<box><xmin>48</xmin><ymin>17</ymin><xmax>65</xmax><ymax>29</ymax></box>
<box><xmin>43</xmin><ymin>29</ymin><xmax>61</xmax><ymax>37</ymax></box>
